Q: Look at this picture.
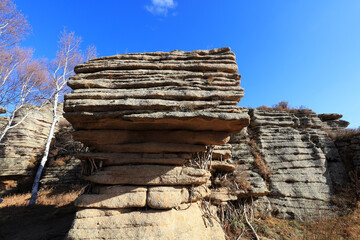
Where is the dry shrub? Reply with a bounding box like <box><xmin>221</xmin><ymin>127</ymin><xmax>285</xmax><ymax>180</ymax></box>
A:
<box><xmin>302</xmin><ymin>204</ymin><xmax>360</xmax><ymax>240</ymax></box>
<box><xmin>257</xmin><ymin>101</ymin><xmax>290</xmax><ymax>112</ymax></box>
<box><xmin>256</xmin><ymin>105</ymin><xmax>274</xmax><ymax>112</ymax></box>
<box><xmin>222</xmin><ymin>202</ymin><xmax>360</xmax><ymax>240</ymax></box>
<box><xmin>257</xmin><ymin>101</ymin><xmax>310</xmax><ymax>114</ymax></box>
<box><xmin>0</xmin><ymin>180</ymin><xmax>17</xmax><ymax>192</ymax></box>
<box><xmin>218</xmin><ymin>201</ymin><xmax>257</xmax><ymax>240</ymax></box>
<box><xmin>217</xmin><ymin>165</ymin><xmax>253</xmax><ymax>192</ymax></box>
<box><xmin>332</xmin><ymin>128</ymin><xmax>360</xmax><ymax>141</ymax></box>
<box><xmin>47</xmin><ymin>123</ymin><xmax>86</xmax><ymax>167</ymax></box>
<box><xmin>249</xmin><ymin>139</ymin><xmax>271</xmax><ymax>182</ymax></box>
<box><xmin>332</xmin><ymin>168</ymin><xmax>360</xmax><ymax>212</ymax></box>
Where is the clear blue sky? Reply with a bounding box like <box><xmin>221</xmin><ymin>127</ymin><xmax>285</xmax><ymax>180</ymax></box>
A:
<box><xmin>15</xmin><ymin>0</ymin><xmax>360</xmax><ymax>128</ymax></box>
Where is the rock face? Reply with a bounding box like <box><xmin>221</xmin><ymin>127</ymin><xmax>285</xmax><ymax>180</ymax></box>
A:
<box><xmin>64</xmin><ymin>47</ymin><xmax>248</xmax><ymax>240</ymax></box>
<box><xmin>227</xmin><ymin>109</ymin><xmax>350</xmax><ymax>220</ymax></box>
<box><xmin>67</xmin><ymin>204</ymin><xmax>224</xmax><ymax>240</ymax></box>
<box><xmin>335</xmin><ymin>133</ymin><xmax>360</xmax><ymax>187</ymax></box>
<box><xmin>0</xmin><ymin>104</ymin><xmax>57</xmax><ymax>192</ymax></box>
<box><xmin>0</xmin><ymin>104</ymin><xmax>83</xmax><ymax>193</ymax></box>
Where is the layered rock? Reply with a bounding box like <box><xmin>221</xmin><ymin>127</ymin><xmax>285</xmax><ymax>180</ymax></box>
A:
<box><xmin>318</xmin><ymin>113</ymin><xmax>350</xmax><ymax>132</ymax></box>
<box><xmin>0</xmin><ymin>104</ymin><xmax>83</xmax><ymax>193</ymax></box>
<box><xmin>0</xmin><ymin>104</ymin><xmax>57</xmax><ymax>192</ymax></box>
<box><xmin>64</xmin><ymin>47</ymin><xmax>249</xmax><ymax>240</ymax></box>
<box><xmin>229</xmin><ymin>109</ymin><xmax>349</xmax><ymax>220</ymax></box>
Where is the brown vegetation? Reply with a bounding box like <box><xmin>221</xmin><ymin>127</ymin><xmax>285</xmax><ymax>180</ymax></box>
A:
<box><xmin>256</xmin><ymin>101</ymin><xmax>311</xmax><ymax>115</ymax></box>
<box><xmin>220</xmin><ymin>200</ymin><xmax>360</xmax><ymax>240</ymax></box>
<box><xmin>327</xmin><ymin>127</ymin><xmax>360</xmax><ymax>141</ymax></box>
<box><xmin>0</xmin><ymin>187</ymin><xmax>82</xmax><ymax>208</ymax></box>
<box><xmin>215</xmin><ymin>165</ymin><xmax>253</xmax><ymax>192</ymax></box>
<box><xmin>0</xmin><ymin>187</ymin><xmax>82</xmax><ymax>240</ymax></box>
<box><xmin>249</xmin><ymin>139</ymin><xmax>271</xmax><ymax>183</ymax></box>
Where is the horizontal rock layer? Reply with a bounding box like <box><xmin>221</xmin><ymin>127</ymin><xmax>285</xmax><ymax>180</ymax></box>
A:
<box><xmin>64</xmin><ymin>47</ymin><xmax>248</xmax><ymax>133</ymax></box>
<box><xmin>244</xmin><ymin>109</ymin><xmax>348</xmax><ymax>219</ymax></box>
<box><xmin>63</xmin><ymin>48</ymin><xmax>246</xmax><ymax>240</ymax></box>
<box><xmin>84</xmin><ymin>165</ymin><xmax>211</xmax><ymax>186</ymax></box>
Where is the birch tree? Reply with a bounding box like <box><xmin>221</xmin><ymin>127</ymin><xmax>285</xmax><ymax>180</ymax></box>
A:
<box><xmin>0</xmin><ymin>48</ymin><xmax>48</xmax><ymax>142</ymax></box>
<box><xmin>29</xmin><ymin>30</ymin><xmax>96</xmax><ymax>205</ymax></box>
<box><xmin>0</xmin><ymin>0</ymin><xmax>29</xmax><ymax>49</ymax></box>
<box><xmin>0</xmin><ymin>0</ymin><xmax>46</xmax><ymax>141</ymax></box>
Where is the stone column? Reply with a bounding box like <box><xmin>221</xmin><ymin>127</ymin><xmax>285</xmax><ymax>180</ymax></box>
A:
<box><xmin>64</xmin><ymin>47</ymin><xmax>249</xmax><ymax>240</ymax></box>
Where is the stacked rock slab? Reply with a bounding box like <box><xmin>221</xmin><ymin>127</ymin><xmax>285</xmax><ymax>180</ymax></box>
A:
<box><xmin>63</xmin><ymin>47</ymin><xmax>249</xmax><ymax>240</ymax></box>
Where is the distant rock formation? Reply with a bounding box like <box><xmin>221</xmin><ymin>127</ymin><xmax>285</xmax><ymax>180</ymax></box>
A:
<box><xmin>0</xmin><ymin>103</ymin><xmax>82</xmax><ymax>193</ymax></box>
<box><xmin>243</xmin><ymin>109</ymin><xmax>348</xmax><ymax>219</ymax></box>
<box><xmin>200</xmin><ymin>109</ymin><xmax>351</xmax><ymax>220</ymax></box>
<box><xmin>0</xmin><ymin>107</ymin><xmax>6</xmax><ymax>114</ymax></box>
<box><xmin>64</xmin><ymin>47</ymin><xmax>249</xmax><ymax>240</ymax></box>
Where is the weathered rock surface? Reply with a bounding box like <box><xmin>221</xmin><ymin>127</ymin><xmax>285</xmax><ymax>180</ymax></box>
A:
<box><xmin>76</xmin><ymin>152</ymin><xmax>190</xmax><ymax>166</ymax></box>
<box><xmin>66</xmin><ymin>203</ymin><xmax>225</xmax><ymax>240</ymax></box>
<box><xmin>0</xmin><ymin>106</ymin><xmax>6</xmax><ymax>114</ymax></box>
<box><xmin>0</xmin><ymin>104</ymin><xmax>55</xmax><ymax>178</ymax></box>
<box><xmin>64</xmin><ymin>47</ymin><xmax>249</xmax><ymax>134</ymax></box>
<box><xmin>336</xmin><ymin>134</ymin><xmax>360</xmax><ymax>180</ymax></box>
<box><xmin>237</xmin><ymin>109</ymin><xmax>349</xmax><ymax>219</ymax></box>
<box><xmin>75</xmin><ymin>186</ymin><xmax>147</xmax><ymax>209</ymax></box>
<box><xmin>0</xmin><ymin>104</ymin><xmax>83</xmax><ymax>193</ymax></box>
<box><xmin>147</xmin><ymin>186</ymin><xmax>190</xmax><ymax>209</ymax></box>
<box><xmin>228</xmin><ymin>127</ymin><xmax>270</xmax><ymax>197</ymax></box>
<box><xmin>84</xmin><ymin>165</ymin><xmax>211</xmax><ymax>185</ymax></box>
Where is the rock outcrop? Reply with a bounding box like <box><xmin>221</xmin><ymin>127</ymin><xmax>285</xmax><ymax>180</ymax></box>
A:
<box><xmin>0</xmin><ymin>104</ymin><xmax>82</xmax><ymax>193</ymax></box>
<box><xmin>64</xmin><ymin>47</ymin><xmax>249</xmax><ymax>240</ymax></box>
<box><xmin>0</xmin><ymin>104</ymin><xmax>56</xmax><ymax>192</ymax></box>
<box><xmin>225</xmin><ymin>109</ymin><xmax>350</xmax><ymax>220</ymax></box>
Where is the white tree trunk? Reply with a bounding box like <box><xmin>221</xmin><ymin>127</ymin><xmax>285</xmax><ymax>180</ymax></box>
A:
<box><xmin>0</xmin><ymin>106</ymin><xmax>33</xmax><ymax>142</ymax></box>
<box><xmin>0</xmin><ymin>123</ymin><xmax>11</xmax><ymax>142</ymax></box>
<box><xmin>28</xmin><ymin>94</ymin><xmax>59</xmax><ymax>205</ymax></box>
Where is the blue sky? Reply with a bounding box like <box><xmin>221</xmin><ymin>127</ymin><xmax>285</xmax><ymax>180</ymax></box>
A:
<box><xmin>15</xmin><ymin>0</ymin><xmax>360</xmax><ymax>128</ymax></box>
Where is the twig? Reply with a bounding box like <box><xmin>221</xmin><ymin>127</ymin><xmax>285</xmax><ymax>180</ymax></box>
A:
<box><xmin>243</xmin><ymin>203</ymin><xmax>260</xmax><ymax>240</ymax></box>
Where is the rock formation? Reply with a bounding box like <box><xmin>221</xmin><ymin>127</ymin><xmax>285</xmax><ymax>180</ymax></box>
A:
<box><xmin>226</xmin><ymin>109</ymin><xmax>350</xmax><ymax>220</ymax></box>
<box><xmin>0</xmin><ymin>104</ymin><xmax>82</xmax><ymax>193</ymax></box>
<box><xmin>63</xmin><ymin>47</ymin><xmax>249</xmax><ymax>240</ymax></box>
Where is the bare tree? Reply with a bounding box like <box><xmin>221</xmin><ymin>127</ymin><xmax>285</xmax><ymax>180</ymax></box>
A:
<box><xmin>29</xmin><ymin>29</ymin><xmax>96</xmax><ymax>205</ymax></box>
<box><xmin>0</xmin><ymin>0</ymin><xmax>30</xmax><ymax>49</ymax></box>
<box><xmin>0</xmin><ymin>0</ymin><xmax>45</xmax><ymax>141</ymax></box>
<box><xmin>0</xmin><ymin>49</ymin><xmax>48</xmax><ymax>142</ymax></box>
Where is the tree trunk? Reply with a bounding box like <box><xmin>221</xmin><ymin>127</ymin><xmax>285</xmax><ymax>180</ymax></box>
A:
<box><xmin>29</xmin><ymin>95</ymin><xmax>59</xmax><ymax>205</ymax></box>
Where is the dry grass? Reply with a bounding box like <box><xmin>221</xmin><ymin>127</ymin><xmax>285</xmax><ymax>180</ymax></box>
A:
<box><xmin>0</xmin><ymin>187</ymin><xmax>82</xmax><ymax>240</ymax></box>
<box><xmin>249</xmin><ymin>139</ymin><xmax>271</xmax><ymax>182</ymax></box>
<box><xmin>328</xmin><ymin>128</ymin><xmax>360</xmax><ymax>141</ymax></box>
<box><xmin>215</xmin><ymin>165</ymin><xmax>253</xmax><ymax>192</ymax></box>
<box><xmin>0</xmin><ymin>187</ymin><xmax>82</xmax><ymax>208</ymax></box>
<box><xmin>220</xmin><ymin>201</ymin><xmax>360</xmax><ymax>240</ymax></box>
<box><xmin>256</xmin><ymin>101</ymin><xmax>310</xmax><ymax>115</ymax></box>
